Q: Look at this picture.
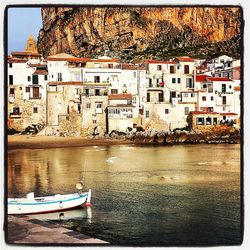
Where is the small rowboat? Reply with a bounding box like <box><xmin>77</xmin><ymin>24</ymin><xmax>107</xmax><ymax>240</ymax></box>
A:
<box><xmin>8</xmin><ymin>185</ymin><xmax>92</xmax><ymax>215</ymax></box>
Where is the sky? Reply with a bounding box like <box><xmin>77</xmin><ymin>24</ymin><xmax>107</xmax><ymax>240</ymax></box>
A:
<box><xmin>7</xmin><ymin>7</ymin><xmax>42</xmax><ymax>54</ymax></box>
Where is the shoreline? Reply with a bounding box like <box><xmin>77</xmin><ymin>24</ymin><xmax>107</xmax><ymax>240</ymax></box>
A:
<box><xmin>7</xmin><ymin>133</ymin><xmax>240</xmax><ymax>150</ymax></box>
<box><xmin>8</xmin><ymin>135</ymin><xmax>133</xmax><ymax>150</ymax></box>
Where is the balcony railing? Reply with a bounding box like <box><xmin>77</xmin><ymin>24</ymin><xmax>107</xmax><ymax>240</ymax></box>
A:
<box><xmin>29</xmin><ymin>93</ymin><xmax>42</xmax><ymax>99</ymax></box>
<box><xmin>10</xmin><ymin>112</ymin><xmax>22</xmax><ymax>118</ymax></box>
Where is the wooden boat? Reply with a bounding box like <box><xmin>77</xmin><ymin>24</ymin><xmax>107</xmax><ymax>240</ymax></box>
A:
<box><xmin>8</xmin><ymin>187</ymin><xmax>92</xmax><ymax>215</ymax></box>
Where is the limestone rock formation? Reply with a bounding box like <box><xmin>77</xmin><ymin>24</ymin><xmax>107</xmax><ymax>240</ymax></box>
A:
<box><xmin>37</xmin><ymin>7</ymin><xmax>242</xmax><ymax>60</ymax></box>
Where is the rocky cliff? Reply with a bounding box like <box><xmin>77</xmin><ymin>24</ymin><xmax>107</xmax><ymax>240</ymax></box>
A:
<box><xmin>37</xmin><ymin>7</ymin><xmax>242</xmax><ymax>61</ymax></box>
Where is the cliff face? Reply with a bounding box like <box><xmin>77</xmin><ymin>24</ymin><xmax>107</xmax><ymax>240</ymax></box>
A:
<box><xmin>37</xmin><ymin>7</ymin><xmax>242</xmax><ymax>60</ymax></box>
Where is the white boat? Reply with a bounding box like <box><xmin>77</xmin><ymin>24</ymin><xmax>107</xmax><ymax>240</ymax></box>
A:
<box><xmin>8</xmin><ymin>186</ymin><xmax>92</xmax><ymax>215</ymax></box>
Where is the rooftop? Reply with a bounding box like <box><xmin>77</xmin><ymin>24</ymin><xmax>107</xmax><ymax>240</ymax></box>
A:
<box><xmin>207</xmin><ymin>77</ymin><xmax>233</xmax><ymax>82</ymax></box>
<box><xmin>175</xmin><ymin>57</ymin><xmax>195</xmax><ymax>62</ymax></box>
<box><xmin>146</xmin><ymin>59</ymin><xmax>177</xmax><ymax>65</ymax></box>
<box><xmin>48</xmin><ymin>81</ymin><xmax>82</xmax><ymax>86</ymax></box>
<box><xmin>190</xmin><ymin>111</ymin><xmax>220</xmax><ymax>115</ymax></box>
<box><xmin>108</xmin><ymin>93</ymin><xmax>132</xmax><ymax>100</ymax></box>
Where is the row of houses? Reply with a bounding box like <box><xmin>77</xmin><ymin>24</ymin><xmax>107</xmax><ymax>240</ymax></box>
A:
<box><xmin>7</xmin><ymin>35</ymin><xmax>241</xmax><ymax>136</ymax></box>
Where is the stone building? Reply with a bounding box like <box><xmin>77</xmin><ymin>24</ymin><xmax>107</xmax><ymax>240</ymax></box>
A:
<box><xmin>81</xmin><ymin>82</ymin><xmax>109</xmax><ymax>136</ymax></box>
<box><xmin>189</xmin><ymin>111</ymin><xmax>221</xmax><ymax>131</ymax></box>
<box><xmin>107</xmin><ymin>93</ymin><xmax>134</xmax><ymax>133</ymax></box>
<box><xmin>46</xmin><ymin>81</ymin><xmax>83</xmax><ymax>136</ymax></box>
<box><xmin>7</xmin><ymin>39</ymin><xmax>47</xmax><ymax>131</ymax></box>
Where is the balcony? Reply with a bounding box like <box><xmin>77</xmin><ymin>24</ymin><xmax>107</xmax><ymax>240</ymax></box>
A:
<box><xmin>95</xmin><ymin>108</ymin><xmax>103</xmax><ymax>114</ymax></box>
<box><xmin>29</xmin><ymin>93</ymin><xmax>42</xmax><ymax>99</ymax></box>
<box><xmin>10</xmin><ymin>112</ymin><xmax>22</xmax><ymax>119</ymax></box>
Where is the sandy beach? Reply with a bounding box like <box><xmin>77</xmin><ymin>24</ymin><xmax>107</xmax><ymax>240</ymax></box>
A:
<box><xmin>8</xmin><ymin>135</ymin><xmax>133</xmax><ymax>149</ymax></box>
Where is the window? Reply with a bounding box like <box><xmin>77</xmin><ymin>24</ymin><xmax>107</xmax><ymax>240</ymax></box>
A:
<box><xmin>165</xmin><ymin>109</ymin><xmax>169</xmax><ymax>114</ymax></box>
<box><xmin>202</xmin><ymin>96</ymin><xmax>206</xmax><ymax>101</ymax></box>
<box><xmin>158</xmin><ymin>92</ymin><xmax>164</xmax><ymax>102</ymax></box>
<box><xmin>222</xmin><ymin>96</ymin><xmax>227</xmax><ymax>105</ymax></box>
<box><xmin>177</xmin><ymin>65</ymin><xmax>180</xmax><ymax>70</ymax></box>
<box><xmin>57</xmin><ymin>73</ymin><xmax>62</xmax><ymax>81</ymax></box>
<box><xmin>177</xmin><ymin>78</ymin><xmax>181</xmax><ymax>84</ymax></box>
<box><xmin>133</xmin><ymin>71</ymin><xmax>137</xmax><ymax>78</ymax></box>
<box><xmin>86</xmin><ymin>103</ymin><xmax>91</xmax><ymax>109</ymax></box>
<box><xmin>27</xmin><ymin>76</ymin><xmax>31</xmax><ymax>82</ymax></box>
<box><xmin>184</xmin><ymin>93</ymin><xmax>188</xmax><ymax>98</ymax></box>
<box><xmin>44</xmin><ymin>75</ymin><xmax>48</xmax><ymax>81</ymax></box>
<box><xmin>32</xmin><ymin>75</ymin><xmax>39</xmax><ymax>84</ymax></box>
<box><xmin>170</xmin><ymin>65</ymin><xmax>175</xmax><ymax>73</ymax></box>
<box><xmin>9</xmin><ymin>88</ymin><xmax>14</xmax><ymax>95</ymax></box>
<box><xmin>222</xmin><ymin>84</ymin><xmax>226</xmax><ymax>93</ymax></box>
<box><xmin>96</xmin><ymin>103</ymin><xmax>102</xmax><ymax>108</ymax></box>
<box><xmin>75</xmin><ymin>88</ymin><xmax>80</xmax><ymax>95</ymax></box>
<box><xmin>13</xmin><ymin>107</ymin><xmax>20</xmax><ymax>114</ymax></box>
<box><xmin>207</xmin><ymin>84</ymin><xmax>213</xmax><ymax>93</ymax></box>
<box><xmin>33</xmin><ymin>107</ymin><xmax>38</xmax><ymax>114</ymax></box>
<box><xmin>95</xmin><ymin>89</ymin><xmax>100</xmax><ymax>96</ymax></box>
<box><xmin>184</xmin><ymin>65</ymin><xmax>189</xmax><ymax>74</ymax></box>
<box><xmin>186</xmin><ymin>78</ymin><xmax>193</xmax><ymax>88</ymax></box>
<box><xmin>191</xmin><ymin>93</ymin><xmax>195</xmax><ymax>97</ymax></box>
<box><xmin>147</xmin><ymin>92</ymin><xmax>150</xmax><ymax>102</ymax></box>
<box><xmin>149</xmin><ymin>78</ymin><xmax>152</xmax><ymax>87</ymax></box>
<box><xmin>206</xmin><ymin>117</ymin><xmax>212</xmax><ymax>125</ymax></box>
<box><xmin>108</xmin><ymin>64</ymin><xmax>113</xmax><ymax>68</ymax></box>
<box><xmin>157</xmin><ymin>65</ymin><xmax>162</xmax><ymax>71</ymax></box>
<box><xmin>184</xmin><ymin>107</ymin><xmax>189</xmax><ymax>115</ymax></box>
<box><xmin>132</xmin><ymin>96</ymin><xmax>137</xmax><ymax>104</ymax></box>
<box><xmin>211</xmin><ymin>96</ymin><xmax>214</xmax><ymax>101</ymax></box>
<box><xmin>19</xmin><ymin>87</ymin><xmax>22</xmax><ymax>90</ymax></box>
<box><xmin>9</xmin><ymin>75</ymin><xmax>13</xmax><ymax>85</ymax></box>
<box><xmin>229</xmin><ymin>85</ymin><xmax>232</xmax><ymax>89</ymax></box>
<box><xmin>172</xmin><ymin>78</ymin><xmax>176</xmax><ymax>84</ymax></box>
<box><xmin>9</xmin><ymin>63</ymin><xmax>12</xmax><ymax>68</ymax></box>
<box><xmin>77</xmin><ymin>103</ymin><xmax>81</xmax><ymax>113</ymax></box>
<box><xmin>94</xmin><ymin>76</ymin><xmax>100</xmax><ymax>83</ymax></box>
<box><xmin>213</xmin><ymin>118</ymin><xmax>218</xmax><ymax>125</ymax></box>
<box><xmin>111</xmin><ymin>89</ymin><xmax>118</xmax><ymax>94</ymax></box>
<box><xmin>85</xmin><ymin>89</ymin><xmax>89</xmax><ymax>96</ymax></box>
<box><xmin>171</xmin><ymin>91</ymin><xmax>176</xmax><ymax>98</ymax></box>
<box><xmin>96</xmin><ymin>102</ymin><xmax>103</xmax><ymax>114</ymax></box>
<box><xmin>146</xmin><ymin>111</ymin><xmax>149</xmax><ymax>118</ymax></box>
<box><xmin>26</xmin><ymin>87</ymin><xmax>30</xmax><ymax>92</ymax></box>
<box><xmin>196</xmin><ymin>117</ymin><xmax>204</xmax><ymax>125</ymax></box>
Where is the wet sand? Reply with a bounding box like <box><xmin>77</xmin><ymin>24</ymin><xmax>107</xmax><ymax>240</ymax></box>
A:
<box><xmin>8</xmin><ymin>135</ymin><xmax>133</xmax><ymax>149</ymax></box>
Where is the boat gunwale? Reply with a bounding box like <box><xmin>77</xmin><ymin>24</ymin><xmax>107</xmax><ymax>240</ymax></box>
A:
<box><xmin>8</xmin><ymin>193</ymin><xmax>88</xmax><ymax>206</ymax></box>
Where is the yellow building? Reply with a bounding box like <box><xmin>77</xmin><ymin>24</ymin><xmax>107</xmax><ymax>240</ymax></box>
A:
<box><xmin>25</xmin><ymin>34</ymin><xmax>38</xmax><ymax>53</ymax></box>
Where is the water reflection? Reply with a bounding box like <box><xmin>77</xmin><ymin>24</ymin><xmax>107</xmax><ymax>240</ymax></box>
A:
<box><xmin>7</xmin><ymin>144</ymin><xmax>241</xmax><ymax>245</ymax></box>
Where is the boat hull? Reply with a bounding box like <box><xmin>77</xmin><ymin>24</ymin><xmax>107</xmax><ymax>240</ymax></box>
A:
<box><xmin>8</xmin><ymin>193</ymin><xmax>88</xmax><ymax>215</ymax></box>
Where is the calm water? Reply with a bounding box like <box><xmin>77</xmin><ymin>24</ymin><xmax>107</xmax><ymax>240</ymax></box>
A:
<box><xmin>8</xmin><ymin>144</ymin><xmax>242</xmax><ymax>246</ymax></box>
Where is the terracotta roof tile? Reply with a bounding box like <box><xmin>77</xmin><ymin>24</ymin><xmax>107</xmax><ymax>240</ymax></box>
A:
<box><xmin>11</xmin><ymin>51</ymin><xmax>41</xmax><ymax>57</ymax></box>
<box><xmin>220</xmin><ymin>112</ymin><xmax>238</xmax><ymax>116</ymax></box>
<box><xmin>207</xmin><ymin>77</ymin><xmax>233</xmax><ymax>82</ymax></box>
<box><xmin>33</xmin><ymin>69</ymin><xmax>48</xmax><ymax>75</ymax></box>
<box><xmin>108</xmin><ymin>93</ymin><xmax>132</xmax><ymax>100</ymax></box>
<box><xmin>196</xmin><ymin>75</ymin><xmax>208</xmax><ymax>82</ymax></box>
<box><xmin>146</xmin><ymin>59</ymin><xmax>177</xmax><ymax>64</ymax></box>
<box><xmin>8</xmin><ymin>59</ymin><xmax>28</xmax><ymax>63</ymax></box>
<box><xmin>190</xmin><ymin>111</ymin><xmax>220</xmax><ymax>115</ymax></box>
<box><xmin>175</xmin><ymin>57</ymin><xmax>195</xmax><ymax>62</ymax></box>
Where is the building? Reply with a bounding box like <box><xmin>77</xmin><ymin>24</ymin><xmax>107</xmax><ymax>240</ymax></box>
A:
<box><xmin>107</xmin><ymin>93</ymin><xmax>135</xmax><ymax>133</ymax></box>
<box><xmin>7</xmin><ymin>38</ymin><xmax>47</xmax><ymax>131</ymax></box>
